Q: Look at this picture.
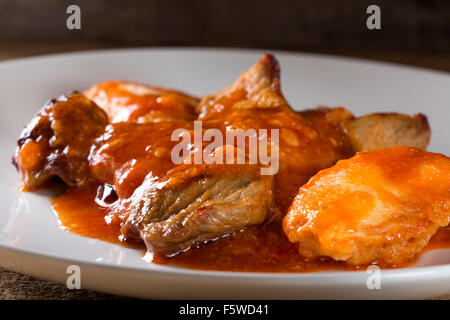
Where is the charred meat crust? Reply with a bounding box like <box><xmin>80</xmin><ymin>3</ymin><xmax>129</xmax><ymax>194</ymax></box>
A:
<box><xmin>13</xmin><ymin>92</ymin><xmax>109</xmax><ymax>188</ymax></box>
<box><xmin>196</xmin><ymin>53</ymin><xmax>288</xmax><ymax>118</ymax></box>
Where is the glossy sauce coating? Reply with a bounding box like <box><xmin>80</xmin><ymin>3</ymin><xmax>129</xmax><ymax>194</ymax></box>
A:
<box><xmin>84</xmin><ymin>81</ymin><xmax>199</xmax><ymax>123</ymax></box>
<box><xmin>89</xmin><ymin>121</ymin><xmax>190</xmax><ymax>199</ymax></box>
<box><xmin>51</xmin><ymin>185</ymin><xmax>450</xmax><ymax>272</ymax></box>
<box><xmin>284</xmin><ymin>146</ymin><xmax>450</xmax><ymax>265</ymax></box>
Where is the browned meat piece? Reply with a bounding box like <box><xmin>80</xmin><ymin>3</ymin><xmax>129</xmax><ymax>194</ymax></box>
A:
<box><xmin>88</xmin><ymin>120</ymin><xmax>275</xmax><ymax>257</ymax></box>
<box><xmin>121</xmin><ymin>164</ymin><xmax>274</xmax><ymax>257</ymax></box>
<box><xmin>342</xmin><ymin>112</ymin><xmax>430</xmax><ymax>152</ymax></box>
<box><xmin>197</xmin><ymin>53</ymin><xmax>289</xmax><ymax>119</ymax></box>
<box><xmin>13</xmin><ymin>93</ymin><xmax>109</xmax><ymax>189</ymax></box>
<box><xmin>299</xmin><ymin>107</ymin><xmax>431</xmax><ymax>152</ymax></box>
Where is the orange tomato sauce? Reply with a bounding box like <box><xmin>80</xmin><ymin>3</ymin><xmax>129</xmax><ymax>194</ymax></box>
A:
<box><xmin>51</xmin><ymin>185</ymin><xmax>450</xmax><ymax>272</ymax></box>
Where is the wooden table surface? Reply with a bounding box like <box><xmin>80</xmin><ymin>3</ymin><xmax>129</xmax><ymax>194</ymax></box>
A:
<box><xmin>1</xmin><ymin>43</ymin><xmax>449</xmax><ymax>300</ymax></box>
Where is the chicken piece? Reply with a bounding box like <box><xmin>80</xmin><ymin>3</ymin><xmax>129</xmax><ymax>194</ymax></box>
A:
<box><xmin>13</xmin><ymin>93</ymin><xmax>109</xmax><ymax>189</ymax></box>
<box><xmin>342</xmin><ymin>112</ymin><xmax>430</xmax><ymax>152</ymax></box>
<box><xmin>283</xmin><ymin>146</ymin><xmax>450</xmax><ymax>265</ymax></box>
<box><xmin>121</xmin><ymin>164</ymin><xmax>274</xmax><ymax>257</ymax></box>
<box><xmin>84</xmin><ymin>80</ymin><xmax>199</xmax><ymax>123</ymax></box>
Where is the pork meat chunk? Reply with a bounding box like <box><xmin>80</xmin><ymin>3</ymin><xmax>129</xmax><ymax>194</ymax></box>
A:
<box><xmin>121</xmin><ymin>164</ymin><xmax>274</xmax><ymax>257</ymax></box>
<box><xmin>342</xmin><ymin>112</ymin><xmax>430</xmax><ymax>152</ymax></box>
<box><xmin>13</xmin><ymin>92</ymin><xmax>109</xmax><ymax>188</ymax></box>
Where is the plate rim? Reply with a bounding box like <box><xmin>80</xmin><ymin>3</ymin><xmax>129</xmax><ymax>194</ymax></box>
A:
<box><xmin>0</xmin><ymin>46</ymin><xmax>448</xmax><ymax>77</ymax></box>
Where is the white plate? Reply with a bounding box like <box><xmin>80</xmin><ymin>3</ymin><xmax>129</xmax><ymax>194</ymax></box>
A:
<box><xmin>0</xmin><ymin>48</ymin><xmax>449</xmax><ymax>299</ymax></box>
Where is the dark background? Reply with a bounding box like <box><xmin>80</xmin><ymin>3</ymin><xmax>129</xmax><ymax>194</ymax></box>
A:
<box><xmin>0</xmin><ymin>0</ymin><xmax>449</xmax><ymax>70</ymax></box>
<box><xmin>0</xmin><ymin>0</ymin><xmax>449</xmax><ymax>300</ymax></box>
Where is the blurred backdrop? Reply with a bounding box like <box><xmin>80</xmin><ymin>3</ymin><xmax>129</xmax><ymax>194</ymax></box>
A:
<box><xmin>0</xmin><ymin>0</ymin><xmax>449</xmax><ymax>70</ymax></box>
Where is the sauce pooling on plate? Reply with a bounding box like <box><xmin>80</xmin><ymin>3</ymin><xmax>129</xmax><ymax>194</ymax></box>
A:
<box><xmin>51</xmin><ymin>185</ymin><xmax>450</xmax><ymax>272</ymax></box>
